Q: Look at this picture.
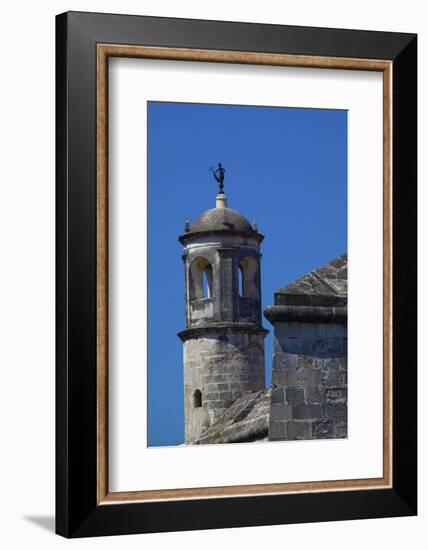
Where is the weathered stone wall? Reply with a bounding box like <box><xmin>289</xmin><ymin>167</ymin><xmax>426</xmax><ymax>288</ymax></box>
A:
<box><xmin>183</xmin><ymin>330</ymin><xmax>265</xmax><ymax>443</ymax></box>
<box><xmin>268</xmin><ymin>321</ymin><xmax>347</xmax><ymax>441</ymax></box>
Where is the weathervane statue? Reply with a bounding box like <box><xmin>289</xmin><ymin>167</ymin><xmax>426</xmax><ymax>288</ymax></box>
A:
<box><xmin>209</xmin><ymin>162</ymin><xmax>226</xmax><ymax>194</ymax></box>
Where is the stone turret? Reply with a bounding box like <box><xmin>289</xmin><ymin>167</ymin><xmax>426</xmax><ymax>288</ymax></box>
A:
<box><xmin>178</xmin><ymin>191</ymin><xmax>268</xmax><ymax>443</ymax></box>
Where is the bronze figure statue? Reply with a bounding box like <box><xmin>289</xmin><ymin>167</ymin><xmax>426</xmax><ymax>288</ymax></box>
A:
<box><xmin>209</xmin><ymin>163</ymin><xmax>226</xmax><ymax>193</ymax></box>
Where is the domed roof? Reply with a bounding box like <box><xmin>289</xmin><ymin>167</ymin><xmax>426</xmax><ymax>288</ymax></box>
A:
<box><xmin>190</xmin><ymin>206</ymin><xmax>252</xmax><ymax>233</ymax></box>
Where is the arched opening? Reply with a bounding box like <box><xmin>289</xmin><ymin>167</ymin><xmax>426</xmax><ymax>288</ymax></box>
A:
<box><xmin>193</xmin><ymin>389</ymin><xmax>202</xmax><ymax>408</ymax></box>
<box><xmin>203</xmin><ymin>264</ymin><xmax>213</xmax><ymax>298</ymax></box>
<box><xmin>189</xmin><ymin>257</ymin><xmax>213</xmax><ymax>301</ymax></box>
<box><xmin>239</xmin><ymin>256</ymin><xmax>259</xmax><ymax>300</ymax></box>
<box><xmin>238</xmin><ymin>265</ymin><xmax>244</xmax><ymax>297</ymax></box>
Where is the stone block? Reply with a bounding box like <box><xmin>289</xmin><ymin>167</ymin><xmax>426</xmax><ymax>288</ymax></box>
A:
<box><xmin>325</xmin><ymin>388</ymin><xmax>347</xmax><ymax>404</ymax></box>
<box><xmin>271</xmin><ymin>387</ymin><xmax>285</xmax><ymax>404</ymax></box>
<box><xmin>285</xmin><ymin>387</ymin><xmax>305</xmax><ymax>404</ymax></box>
<box><xmin>281</xmin><ymin>369</ymin><xmax>321</xmax><ymax>388</ymax></box>
<box><xmin>204</xmin><ymin>383</ymin><xmax>227</xmax><ymax>392</ymax></box>
<box><xmin>270</xmin><ymin>404</ymin><xmax>293</xmax><ymax>422</ymax></box>
<box><xmin>323</xmin><ymin>403</ymin><xmax>347</xmax><ymax>422</ymax></box>
<box><xmin>339</xmin><ymin>356</ymin><xmax>348</xmax><ymax>370</ymax></box>
<box><xmin>321</xmin><ymin>369</ymin><xmax>342</xmax><ymax>387</ymax></box>
<box><xmin>273</xmin><ymin>352</ymin><xmax>299</xmax><ymax>371</ymax></box>
<box><xmin>286</xmin><ymin>422</ymin><xmax>311</xmax><ymax>440</ymax></box>
<box><xmin>218</xmin><ymin>391</ymin><xmax>233</xmax><ymax>402</ymax></box>
<box><xmin>208</xmin><ymin>400</ymin><xmax>227</xmax><ymax>409</ymax></box>
<box><xmin>339</xmin><ymin>371</ymin><xmax>347</xmax><ymax>385</ymax></box>
<box><xmin>204</xmin><ymin>392</ymin><xmax>220</xmax><ymax>401</ymax></box>
<box><xmin>297</xmin><ymin>355</ymin><xmax>316</xmax><ymax>369</ymax></box>
<box><xmin>305</xmin><ymin>385</ymin><xmax>323</xmax><ymax>404</ymax></box>
<box><xmin>334</xmin><ymin>421</ymin><xmax>348</xmax><ymax>438</ymax></box>
<box><xmin>204</xmin><ymin>374</ymin><xmax>227</xmax><ymax>383</ymax></box>
<box><xmin>271</xmin><ymin>369</ymin><xmax>287</xmax><ymax>387</ymax></box>
<box><xmin>321</xmin><ymin>357</ymin><xmax>344</xmax><ymax>371</ymax></box>
<box><xmin>299</xmin><ymin>356</ymin><xmax>327</xmax><ymax>370</ymax></box>
<box><xmin>293</xmin><ymin>404</ymin><xmax>322</xmax><ymax>420</ymax></box>
<box><xmin>268</xmin><ymin>421</ymin><xmax>287</xmax><ymax>440</ymax></box>
<box><xmin>311</xmin><ymin>420</ymin><xmax>334</xmax><ymax>438</ymax></box>
<box><xmin>297</xmin><ymin>336</ymin><xmax>347</xmax><ymax>358</ymax></box>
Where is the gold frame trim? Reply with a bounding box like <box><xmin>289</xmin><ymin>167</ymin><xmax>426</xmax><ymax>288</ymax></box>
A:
<box><xmin>96</xmin><ymin>44</ymin><xmax>393</xmax><ymax>504</ymax></box>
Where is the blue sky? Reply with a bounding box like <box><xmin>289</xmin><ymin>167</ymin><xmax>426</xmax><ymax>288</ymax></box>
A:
<box><xmin>147</xmin><ymin>101</ymin><xmax>347</xmax><ymax>446</ymax></box>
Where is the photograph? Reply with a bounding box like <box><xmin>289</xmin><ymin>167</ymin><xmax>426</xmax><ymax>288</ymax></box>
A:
<box><xmin>50</xmin><ymin>9</ymin><xmax>417</xmax><ymax>539</ymax></box>
<box><xmin>147</xmin><ymin>101</ymin><xmax>348</xmax><ymax>446</ymax></box>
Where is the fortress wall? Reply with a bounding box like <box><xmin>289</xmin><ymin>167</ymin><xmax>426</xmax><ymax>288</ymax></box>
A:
<box><xmin>268</xmin><ymin>321</ymin><xmax>347</xmax><ymax>441</ymax></box>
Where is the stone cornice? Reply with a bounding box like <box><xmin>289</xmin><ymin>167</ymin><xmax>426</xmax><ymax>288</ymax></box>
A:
<box><xmin>177</xmin><ymin>322</ymin><xmax>269</xmax><ymax>342</ymax></box>
<box><xmin>179</xmin><ymin>229</ymin><xmax>264</xmax><ymax>245</ymax></box>
<box><xmin>274</xmin><ymin>293</ymin><xmax>347</xmax><ymax>308</ymax></box>
<box><xmin>263</xmin><ymin>305</ymin><xmax>347</xmax><ymax>325</ymax></box>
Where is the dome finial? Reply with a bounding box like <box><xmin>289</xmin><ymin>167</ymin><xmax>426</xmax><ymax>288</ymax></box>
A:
<box><xmin>216</xmin><ymin>193</ymin><xmax>228</xmax><ymax>208</ymax></box>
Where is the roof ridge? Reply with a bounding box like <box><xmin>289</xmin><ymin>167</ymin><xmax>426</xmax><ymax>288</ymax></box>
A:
<box><xmin>275</xmin><ymin>253</ymin><xmax>347</xmax><ymax>297</ymax></box>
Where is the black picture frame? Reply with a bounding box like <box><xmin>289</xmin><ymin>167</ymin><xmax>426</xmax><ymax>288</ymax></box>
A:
<box><xmin>56</xmin><ymin>11</ymin><xmax>417</xmax><ymax>538</ymax></box>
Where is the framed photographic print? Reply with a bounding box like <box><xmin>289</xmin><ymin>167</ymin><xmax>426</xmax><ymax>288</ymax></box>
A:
<box><xmin>56</xmin><ymin>11</ymin><xmax>417</xmax><ymax>537</ymax></box>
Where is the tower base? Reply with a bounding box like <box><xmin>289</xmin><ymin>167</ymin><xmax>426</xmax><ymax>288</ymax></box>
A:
<box><xmin>180</xmin><ymin>324</ymin><xmax>268</xmax><ymax>443</ymax></box>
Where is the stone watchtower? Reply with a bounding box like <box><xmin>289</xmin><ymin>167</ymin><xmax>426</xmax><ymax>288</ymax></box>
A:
<box><xmin>178</xmin><ymin>191</ymin><xmax>268</xmax><ymax>443</ymax></box>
